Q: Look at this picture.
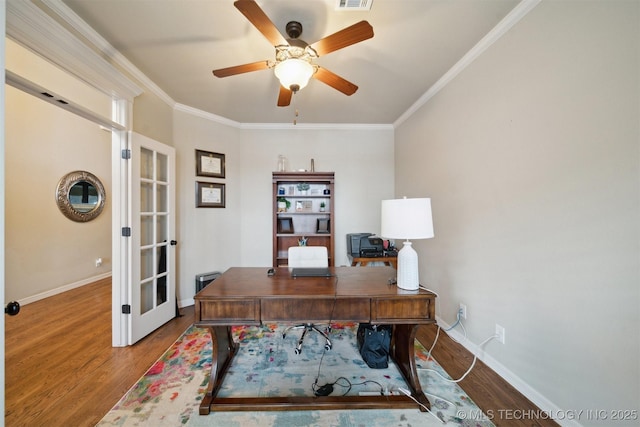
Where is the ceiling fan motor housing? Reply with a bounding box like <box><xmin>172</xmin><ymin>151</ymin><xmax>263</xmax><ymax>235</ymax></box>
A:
<box><xmin>286</xmin><ymin>21</ymin><xmax>303</xmax><ymax>39</ymax></box>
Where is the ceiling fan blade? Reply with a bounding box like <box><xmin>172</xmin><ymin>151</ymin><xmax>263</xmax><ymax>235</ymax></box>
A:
<box><xmin>309</xmin><ymin>21</ymin><xmax>374</xmax><ymax>57</ymax></box>
<box><xmin>277</xmin><ymin>85</ymin><xmax>292</xmax><ymax>107</ymax></box>
<box><xmin>234</xmin><ymin>0</ymin><xmax>288</xmax><ymax>47</ymax></box>
<box><xmin>213</xmin><ymin>60</ymin><xmax>270</xmax><ymax>78</ymax></box>
<box><xmin>312</xmin><ymin>67</ymin><xmax>358</xmax><ymax>96</ymax></box>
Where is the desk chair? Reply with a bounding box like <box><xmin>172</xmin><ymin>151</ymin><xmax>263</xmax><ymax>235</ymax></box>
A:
<box><xmin>283</xmin><ymin>246</ymin><xmax>332</xmax><ymax>354</ymax></box>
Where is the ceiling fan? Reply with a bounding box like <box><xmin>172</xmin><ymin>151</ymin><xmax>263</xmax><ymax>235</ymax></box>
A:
<box><xmin>212</xmin><ymin>0</ymin><xmax>374</xmax><ymax>107</ymax></box>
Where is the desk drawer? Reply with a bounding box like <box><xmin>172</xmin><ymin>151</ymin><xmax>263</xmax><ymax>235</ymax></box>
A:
<box><xmin>372</xmin><ymin>297</ymin><xmax>434</xmax><ymax>323</ymax></box>
<box><xmin>198</xmin><ymin>299</ymin><xmax>259</xmax><ymax>324</ymax></box>
<box><xmin>262</xmin><ymin>298</ymin><xmax>370</xmax><ymax>322</ymax></box>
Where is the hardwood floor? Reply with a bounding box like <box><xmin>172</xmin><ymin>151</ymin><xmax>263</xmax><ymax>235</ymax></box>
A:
<box><xmin>5</xmin><ymin>278</ymin><xmax>557</xmax><ymax>427</ymax></box>
<box><xmin>5</xmin><ymin>277</ymin><xmax>194</xmax><ymax>427</ymax></box>
<box><xmin>416</xmin><ymin>326</ymin><xmax>559</xmax><ymax>427</ymax></box>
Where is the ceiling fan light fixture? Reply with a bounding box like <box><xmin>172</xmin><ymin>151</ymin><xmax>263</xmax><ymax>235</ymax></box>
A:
<box><xmin>274</xmin><ymin>58</ymin><xmax>314</xmax><ymax>92</ymax></box>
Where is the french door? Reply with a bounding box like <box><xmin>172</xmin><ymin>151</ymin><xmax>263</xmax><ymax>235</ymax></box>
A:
<box><xmin>128</xmin><ymin>132</ymin><xmax>176</xmax><ymax>344</ymax></box>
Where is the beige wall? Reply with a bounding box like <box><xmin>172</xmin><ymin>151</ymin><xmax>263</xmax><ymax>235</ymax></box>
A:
<box><xmin>173</xmin><ymin>109</ymin><xmax>395</xmax><ymax>303</ymax></box>
<box><xmin>5</xmin><ymin>85</ymin><xmax>112</xmax><ymax>301</ymax></box>
<box><xmin>394</xmin><ymin>1</ymin><xmax>639</xmax><ymax>423</ymax></box>
<box><xmin>133</xmin><ymin>91</ymin><xmax>174</xmax><ymax>146</ymax></box>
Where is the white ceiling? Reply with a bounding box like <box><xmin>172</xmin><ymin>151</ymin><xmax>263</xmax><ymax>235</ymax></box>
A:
<box><xmin>61</xmin><ymin>0</ymin><xmax>520</xmax><ymax>125</ymax></box>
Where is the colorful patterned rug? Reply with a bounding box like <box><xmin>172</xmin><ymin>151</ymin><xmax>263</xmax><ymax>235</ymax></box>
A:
<box><xmin>97</xmin><ymin>323</ymin><xmax>494</xmax><ymax>427</ymax></box>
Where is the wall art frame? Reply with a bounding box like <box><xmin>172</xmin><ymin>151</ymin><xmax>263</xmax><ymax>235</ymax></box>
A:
<box><xmin>196</xmin><ymin>149</ymin><xmax>225</xmax><ymax>178</ymax></box>
<box><xmin>196</xmin><ymin>181</ymin><xmax>225</xmax><ymax>208</ymax></box>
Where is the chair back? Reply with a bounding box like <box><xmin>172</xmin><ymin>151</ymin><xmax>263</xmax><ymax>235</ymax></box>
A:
<box><xmin>288</xmin><ymin>246</ymin><xmax>328</xmax><ymax>268</ymax></box>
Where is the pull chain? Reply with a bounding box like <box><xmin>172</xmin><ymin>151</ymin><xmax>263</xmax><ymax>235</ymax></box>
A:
<box><xmin>292</xmin><ymin>92</ymin><xmax>299</xmax><ymax>125</ymax></box>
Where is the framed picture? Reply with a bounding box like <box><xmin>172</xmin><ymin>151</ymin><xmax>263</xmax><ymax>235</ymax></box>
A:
<box><xmin>196</xmin><ymin>182</ymin><xmax>225</xmax><ymax>208</ymax></box>
<box><xmin>196</xmin><ymin>149</ymin><xmax>225</xmax><ymax>178</ymax></box>
<box><xmin>316</xmin><ymin>218</ymin><xmax>330</xmax><ymax>234</ymax></box>
<box><xmin>295</xmin><ymin>200</ymin><xmax>313</xmax><ymax>212</ymax></box>
<box><xmin>277</xmin><ymin>217</ymin><xmax>294</xmax><ymax>234</ymax></box>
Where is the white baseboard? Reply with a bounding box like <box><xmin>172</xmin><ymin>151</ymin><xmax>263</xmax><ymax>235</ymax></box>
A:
<box><xmin>17</xmin><ymin>272</ymin><xmax>112</xmax><ymax>306</ymax></box>
<box><xmin>435</xmin><ymin>315</ymin><xmax>582</xmax><ymax>427</ymax></box>
<box><xmin>178</xmin><ymin>298</ymin><xmax>195</xmax><ymax>309</ymax></box>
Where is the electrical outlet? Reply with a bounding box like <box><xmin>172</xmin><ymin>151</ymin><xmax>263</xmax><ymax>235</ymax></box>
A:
<box><xmin>459</xmin><ymin>303</ymin><xmax>467</xmax><ymax>319</ymax></box>
<box><xmin>95</xmin><ymin>258</ymin><xmax>103</xmax><ymax>267</ymax></box>
<box><xmin>495</xmin><ymin>324</ymin><xmax>505</xmax><ymax>344</ymax></box>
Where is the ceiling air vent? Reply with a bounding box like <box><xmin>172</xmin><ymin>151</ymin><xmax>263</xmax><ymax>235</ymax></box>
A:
<box><xmin>335</xmin><ymin>0</ymin><xmax>373</xmax><ymax>11</ymax></box>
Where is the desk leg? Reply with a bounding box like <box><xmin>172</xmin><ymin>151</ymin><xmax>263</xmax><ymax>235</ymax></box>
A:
<box><xmin>200</xmin><ymin>325</ymin><xmax>237</xmax><ymax>415</ymax></box>
<box><xmin>393</xmin><ymin>324</ymin><xmax>430</xmax><ymax>411</ymax></box>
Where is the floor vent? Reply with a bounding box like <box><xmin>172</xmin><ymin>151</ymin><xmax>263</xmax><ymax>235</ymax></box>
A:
<box><xmin>335</xmin><ymin>0</ymin><xmax>373</xmax><ymax>11</ymax></box>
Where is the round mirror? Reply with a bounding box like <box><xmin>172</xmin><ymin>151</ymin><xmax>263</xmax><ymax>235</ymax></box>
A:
<box><xmin>56</xmin><ymin>171</ymin><xmax>106</xmax><ymax>222</ymax></box>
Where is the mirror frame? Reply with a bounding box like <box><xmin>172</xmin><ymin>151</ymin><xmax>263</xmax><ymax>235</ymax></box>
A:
<box><xmin>55</xmin><ymin>170</ymin><xmax>106</xmax><ymax>222</ymax></box>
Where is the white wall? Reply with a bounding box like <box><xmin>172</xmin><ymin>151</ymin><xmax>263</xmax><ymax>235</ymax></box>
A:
<box><xmin>173</xmin><ymin>110</ymin><xmax>394</xmax><ymax>305</ymax></box>
<box><xmin>394</xmin><ymin>1</ymin><xmax>639</xmax><ymax>425</ymax></box>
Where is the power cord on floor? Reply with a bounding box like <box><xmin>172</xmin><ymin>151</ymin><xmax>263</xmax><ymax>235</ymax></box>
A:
<box><xmin>398</xmin><ymin>387</ymin><xmax>445</xmax><ymax>424</ymax></box>
<box><xmin>313</xmin><ymin>377</ymin><xmax>385</xmax><ymax>397</ymax></box>
<box><xmin>421</xmin><ymin>307</ymin><xmax>498</xmax><ymax>383</ymax></box>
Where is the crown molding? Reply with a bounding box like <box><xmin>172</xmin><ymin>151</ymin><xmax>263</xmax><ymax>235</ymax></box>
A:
<box><xmin>174</xmin><ymin>103</ymin><xmax>241</xmax><ymax>128</ymax></box>
<box><xmin>40</xmin><ymin>0</ymin><xmax>175</xmax><ymax>108</ymax></box>
<box><xmin>394</xmin><ymin>0</ymin><xmax>541</xmax><ymax>128</ymax></box>
<box><xmin>238</xmin><ymin>122</ymin><xmax>394</xmax><ymax>131</ymax></box>
<box><xmin>6</xmin><ymin>0</ymin><xmax>142</xmax><ymax>102</ymax></box>
<box><xmin>175</xmin><ymin>103</ymin><xmax>393</xmax><ymax>131</ymax></box>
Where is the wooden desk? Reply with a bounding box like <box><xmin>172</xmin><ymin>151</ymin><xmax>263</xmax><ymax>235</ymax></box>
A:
<box><xmin>349</xmin><ymin>255</ymin><xmax>397</xmax><ymax>269</ymax></box>
<box><xmin>194</xmin><ymin>266</ymin><xmax>436</xmax><ymax>415</ymax></box>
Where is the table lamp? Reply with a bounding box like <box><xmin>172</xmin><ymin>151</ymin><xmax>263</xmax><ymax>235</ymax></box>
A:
<box><xmin>381</xmin><ymin>197</ymin><xmax>434</xmax><ymax>291</ymax></box>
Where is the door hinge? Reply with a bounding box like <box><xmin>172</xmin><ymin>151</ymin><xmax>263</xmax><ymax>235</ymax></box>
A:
<box><xmin>121</xmin><ymin>227</ymin><xmax>131</xmax><ymax>237</ymax></box>
<box><xmin>121</xmin><ymin>149</ymin><xmax>131</xmax><ymax>159</ymax></box>
<box><xmin>121</xmin><ymin>304</ymin><xmax>131</xmax><ymax>314</ymax></box>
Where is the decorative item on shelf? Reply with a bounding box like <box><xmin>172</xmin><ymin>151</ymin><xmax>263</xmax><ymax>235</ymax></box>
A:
<box><xmin>277</xmin><ymin>197</ymin><xmax>291</xmax><ymax>212</ymax></box>
<box><xmin>297</xmin><ymin>182</ymin><xmax>310</xmax><ymax>195</ymax></box>
<box><xmin>323</xmin><ymin>188</ymin><xmax>330</xmax><ymax>195</ymax></box>
<box><xmin>310</xmin><ymin>158</ymin><xmax>315</xmax><ymax>172</ymax></box>
<box><xmin>298</xmin><ymin>236</ymin><xmax>308</xmax><ymax>246</ymax></box>
<box><xmin>295</xmin><ymin>200</ymin><xmax>312</xmax><ymax>212</ymax></box>
<box><xmin>316</xmin><ymin>218</ymin><xmax>330</xmax><ymax>233</ymax></box>
<box><xmin>319</xmin><ymin>201</ymin><xmax>326</xmax><ymax>212</ymax></box>
<box><xmin>381</xmin><ymin>197</ymin><xmax>434</xmax><ymax>291</ymax></box>
<box><xmin>277</xmin><ymin>217</ymin><xmax>294</xmax><ymax>233</ymax></box>
<box><xmin>277</xmin><ymin>155</ymin><xmax>288</xmax><ymax>172</ymax></box>
<box><xmin>278</xmin><ymin>186</ymin><xmax>285</xmax><ymax>195</ymax></box>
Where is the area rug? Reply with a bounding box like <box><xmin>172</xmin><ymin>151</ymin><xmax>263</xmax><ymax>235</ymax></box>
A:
<box><xmin>97</xmin><ymin>323</ymin><xmax>494</xmax><ymax>427</ymax></box>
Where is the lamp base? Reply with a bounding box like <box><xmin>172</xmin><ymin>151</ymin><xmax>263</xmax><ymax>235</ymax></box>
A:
<box><xmin>396</xmin><ymin>240</ymin><xmax>419</xmax><ymax>291</ymax></box>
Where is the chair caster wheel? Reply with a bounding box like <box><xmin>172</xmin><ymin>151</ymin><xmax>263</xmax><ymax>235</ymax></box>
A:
<box><xmin>282</xmin><ymin>333</ymin><xmax>286</xmax><ymax>339</ymax></box>
<box><xmin>325</xmin><ymin>343</ymin><xmax>332</xmax><ymax>351</ymax></box>
<box><xmin>294</xmin><ymin>348</ymin><xmax>301</xmax><ymax>355</ymax></box>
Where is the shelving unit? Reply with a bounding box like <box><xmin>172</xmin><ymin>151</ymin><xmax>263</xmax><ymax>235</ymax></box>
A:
<box><xmin>272</xmin><ymin>172</ymin><xmax>335</xmax><ymax>267</ymax></box>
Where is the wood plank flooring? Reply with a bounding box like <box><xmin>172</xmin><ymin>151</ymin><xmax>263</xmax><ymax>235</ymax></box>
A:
<box><xmin>5</xmin><ymin>278</ymin><xmax>557</xmax><ymax>427</ymax></box>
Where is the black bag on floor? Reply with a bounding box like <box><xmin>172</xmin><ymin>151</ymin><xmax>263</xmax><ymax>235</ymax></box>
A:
<box><xmin>356</xmin><ymin>323</ymin><xmax>392</xmax><ymax>369</ymax></box>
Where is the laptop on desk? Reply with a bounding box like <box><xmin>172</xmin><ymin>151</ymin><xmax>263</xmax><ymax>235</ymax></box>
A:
<box><xmin>290</xmin><ymin>267</ymin><xmax>333</xmax><ymax>278</ymax></box>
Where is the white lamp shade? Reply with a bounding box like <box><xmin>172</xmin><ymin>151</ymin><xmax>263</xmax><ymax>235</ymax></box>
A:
<box><xmin>274</xmin><ymin>59</ymin><xmax>314</xmax><ymax>91</ymax></box>
<box><xmin>381</xmin><ymin>198</ymin><xmax>434</xmax><ymax>240</ymax></box>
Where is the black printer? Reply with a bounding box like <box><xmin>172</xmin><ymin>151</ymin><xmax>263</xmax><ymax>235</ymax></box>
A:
<box><xmin>359</xmin><ymin>236</ymin><xmax>384</xmax><ymax>257</ymax></box>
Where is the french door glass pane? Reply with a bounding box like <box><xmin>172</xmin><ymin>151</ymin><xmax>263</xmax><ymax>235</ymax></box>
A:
<box><xmin>156</xmin><ymin>183</ymin><xmax>168</xmax><ymax>212</ymax></box>
<box><xmin>156</xmin><ymin>152</ymin><xmax>168</xmax><ymax>182</ymax></box>
<box><xmin>141</xmin><ymin>215</ymin><xmax>153</xmax><ymax>247</ymax></box>
<box><xmin>140</xmin><ymin>147</ymin><xmax>153</xmax><ymax>180</ymax></box>
<box><xmin>140</xmin><ymin>182</ymin><xmax>153</xmax><ymax>213</ymax></box>
<box><xmin>156</xmin><ymin>215</ymin><xmax>167</xmax><ymax>243</ymax></box>
<box><xmin>141</xmin><ymin>280</ymin><xmax>154</xmax><ymax>314</ymax></box>
<box><xmin>141</xmin><ymin>248</ymin><xmax>154</xmax><ymax>280</ymax></box>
